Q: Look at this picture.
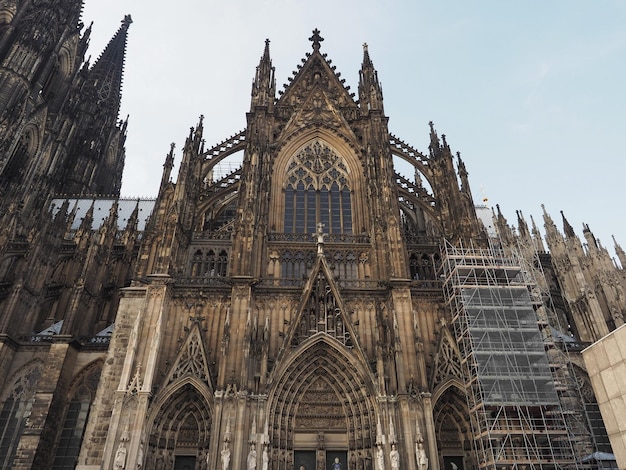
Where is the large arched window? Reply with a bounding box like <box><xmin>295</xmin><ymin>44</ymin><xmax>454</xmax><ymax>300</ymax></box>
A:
<box><xmin>52</xmin><ymin>364</ymin><xmax>101</xmax><ymax>469</ymax></box>
<box><xmin>0</xmin><ymin>366</ymin><xmax>41</xmax><ymax>468</ymax></box>
<box><xmin>284</xmin><ymin>140</ymin><xmax>352</xmax><ymax>234</ymax></box>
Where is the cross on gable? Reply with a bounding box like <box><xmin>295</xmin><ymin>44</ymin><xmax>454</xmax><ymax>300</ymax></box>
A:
<box><xmin>309</xmin><ymin>28</ymin><xmax>324</xmax><ymax>50</ymax></box>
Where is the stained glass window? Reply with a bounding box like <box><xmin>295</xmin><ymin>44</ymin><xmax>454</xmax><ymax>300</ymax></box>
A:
<box><xmin>284</xmin><ymin>141</ymin><xmax>352</xmax><ymax>234</ymax></box>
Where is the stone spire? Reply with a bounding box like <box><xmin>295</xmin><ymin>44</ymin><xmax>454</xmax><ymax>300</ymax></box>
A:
<box><xmin>560</xmin><ymin>211</ymin><xmax>576</xmax><ymax>239</ymax></box>
<box><xmin>88</xmin><ymin>15</ymin><xmax>132</xmax><ymax>112</ymax></box>
<box><xmin>358</xmin><ymin>42</ymin><xmax>384</xmax><ymax>113</ymax></box>
<box><xmin>530</xmin><ymin>215</ymin><xmax>546</xmax><ymax>252</ymax></box>
<box><xmin>613</xmin><ymin>235</ymin><xmax>626</xmax><ymax>268</ymax></box>
<box><xmin>250</xmin><ymin>39</ymin><xmax>276</xmax><ymax>111</ymax></box>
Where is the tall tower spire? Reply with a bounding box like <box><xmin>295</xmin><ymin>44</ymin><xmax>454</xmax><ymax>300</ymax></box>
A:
<box><xmin>88</xmin><ymin>14</ymin><xmax>132</xmax><ymax>115</ymax></box>
<box><xmin>250</xmin><ymin>39</ymin><xmax>275</xmax><ymax>111</ymax></box>
<box><xmin>58</xmin><ymin>15</ymin><xmax>132</xmax><ymax>196</ymax></box>
<box><xmin>358</xmin><ymin>42</ymin><xmax>383</xmax><ymax>113</ymax></box>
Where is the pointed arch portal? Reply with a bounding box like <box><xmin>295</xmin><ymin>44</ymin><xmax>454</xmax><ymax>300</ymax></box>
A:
<box><xmin>147</xmin><ymin>382</ymin><xmax>212</xmax><ymax>469</ymax></box>
<box><xmin>268</xmin><ymin>338</ymin><xmax>376</xmax><ymax>470</ymax></box>
<box><xmin>432</xmin><ymin>382</ymin><xmax>475</xmax><ymax>470</ymax></box>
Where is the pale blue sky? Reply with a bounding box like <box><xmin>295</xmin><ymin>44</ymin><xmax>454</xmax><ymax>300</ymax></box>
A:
<box><xmin>82</xmin><ymin>1</ymin><xmax>626</xmax><ymax>256</ymax></box>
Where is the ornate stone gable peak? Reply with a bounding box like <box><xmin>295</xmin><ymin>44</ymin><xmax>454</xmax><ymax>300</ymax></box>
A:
<box><xmin>278</xmin><ymin>51</ymin><xmax>357</xmax><ymax>114</ymax></box>
<box><xmin>283</xmin><ymin>255</ymin><xmax>356</xmax><ymax>349</ymax></box>
<box><xmin>430</xmin><ymin>326</ymin><xmax>464</xmax><ymax>391</ymax></box>
<box><xmin>278</xmin><ymin>84</ymin><xmax>358</xmax><ymax>145</ymax></box>
<box><xmin>164</xmin><ymin>321</ymin><xmax>214</xmax><ymax>389</ymax></box>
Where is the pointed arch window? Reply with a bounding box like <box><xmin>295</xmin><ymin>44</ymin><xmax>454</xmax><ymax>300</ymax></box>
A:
<box><xmin>0</xmin><ymin>367</ymin><xmax>41</xmax><ymax>468</ymax></box>
<box><xmin>284</xmin><ymin>140</ymin><xmax>352</xmax><ymax>234</ymax></box>
<box><xmin>51</xmin><ymin>365</ymin><xmax>101</xmax><ymax>469</ymax></box>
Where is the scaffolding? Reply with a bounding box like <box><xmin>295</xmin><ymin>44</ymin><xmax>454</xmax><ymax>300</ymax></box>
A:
<box><xmin>440</xmin><ymin>240</ymin><xmax>580</xmax><ymax>469</ymax></box>
<box><xmin>515</xmin><ymin>245</ymin><xmax>617</xmax><ymax>468</ymax></box>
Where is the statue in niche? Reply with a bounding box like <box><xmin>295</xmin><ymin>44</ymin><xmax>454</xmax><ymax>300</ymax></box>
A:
<box><xmin>248</xmin><ymin>447</ymin><xmax>257</xmax><ymax>470</ymax></box>
<box><xmin>416</xmin><ymin>441</ymin><xmax>428</xmax><ymax>470</ymax></box>
<box><xmin>114</xmin><ymin>441</ymin><xmax>127</xmax><ymax>469</ymax></box>
<box><xmin>136</xmin><ymin>440</ymin><xmax>144</xmax><ymax>468</ymax></box>
<box><xmin>262</xmin><ymin>445</ymin><xmax>269</xmax><ymax>470</ymax></box>
<box><xmin>221</xmin><ymin>443</ymin><xmax>231</xmax><ymax>470</ymax></box>
<box><xmin>155</xmin><ymin>450</ymin><xmax>165</xmax><ymax>470</ymax></box>
<box><xmin>389</xmin><ymin>445</ymin><xmax>399</xmax><ymax>470</ymax></box>
<box><xmin>376</xmin><ymin>445</ymin><xmax>385</xmax><ymax>470</ymax></box>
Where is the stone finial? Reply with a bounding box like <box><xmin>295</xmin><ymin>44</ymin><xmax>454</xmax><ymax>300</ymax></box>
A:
<box><xmin>309</xmin><ymin>28</ymin><xmax>324</xmax><ymax>50</ymax></box>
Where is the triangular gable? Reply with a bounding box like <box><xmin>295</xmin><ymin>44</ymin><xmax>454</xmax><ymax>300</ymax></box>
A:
<box><xmin>278</xmin><ymin>48</ymin><xmax>356</xmax><ymax>112</ymax></box>
<box><xmin>282</xmin><ymin>253</ymin><xmax>357</xmax><ymax>350</ymax></box>
<box><xmin>430</xmin><ymin>325</ymin><xmax>465</xmax><ymax>391</ymax></box>
<box><xmin>163</xmin><ymin>321</ymin><xmax>214</xmax><ymax>393</ymax></box>
<box><xmin>279</xmin><ymin>82</ymin><xmax>357</xmax><ymax>144</ymax></box>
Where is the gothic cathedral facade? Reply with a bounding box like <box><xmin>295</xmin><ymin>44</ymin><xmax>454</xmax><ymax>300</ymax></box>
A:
<box><xmin>1</xmin><ymin>3</ymin><xmax>625</xmax><ymax>470</ymax></box>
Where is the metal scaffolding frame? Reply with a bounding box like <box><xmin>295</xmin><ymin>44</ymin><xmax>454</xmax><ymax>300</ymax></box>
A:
<box><xmin>514</xmin><ymin>243</ymin><xmax>617</xmax><ymax>468</ymax></box>
<box><xmin>439</xmin><ymin>240</ymin><xmax>580</xmax><ymax>469</ymax></box>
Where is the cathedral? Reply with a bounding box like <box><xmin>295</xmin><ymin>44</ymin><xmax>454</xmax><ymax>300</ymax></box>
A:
<box><xmin>0</xmin><ymin>2</ymin><xmax>624</xmax><ymax>470</ymax></box>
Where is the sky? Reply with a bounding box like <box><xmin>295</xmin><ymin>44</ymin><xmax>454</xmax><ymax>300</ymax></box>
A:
<box><xmin>81</xmin><ymin>1</ymin><xmax>626</xmax><ymax>257</ymax></box>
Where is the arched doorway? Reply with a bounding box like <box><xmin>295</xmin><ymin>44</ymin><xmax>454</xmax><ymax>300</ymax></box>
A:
<box><xmin>146</xmin><ymin>380</ymin><xmax>212</xmax><ymax>469</ymax></box>
<box><xmin>432</xmin><ymin>382</ymin><xmax>474</xmax><ymax>470</ymax></box>
<box><xmin>268</xmin><ymin>337</ymin><xmax>377</xmax><ymax>470</ymax></box>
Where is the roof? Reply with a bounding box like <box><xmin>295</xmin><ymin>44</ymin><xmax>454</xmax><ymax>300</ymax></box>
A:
<box><xmin>50</xmin><ymin>198</ymin><xmax>156</xmax><ymax>231</ymax></box>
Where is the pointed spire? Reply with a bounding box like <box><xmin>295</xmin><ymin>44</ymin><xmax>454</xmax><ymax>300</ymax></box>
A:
<box><xmin>560</xmin><ymin>211</ymin><xmax>576</xmax><ymax>238</ymax></box>
<box><xmin>516</xmin><ymin>210</ymin><xmax>529</xmax><ymax>238</ymax></box>
<box><xmin>89</xmin><ymin>15</ymin><xmax>132</xmax><ymax>112</ymax></box>
<box><xmin>76</xmin><ymin>200</ymin><xmax>95</xmax><ymax>242</ymax></box>
<box><xmin>251</xmin><ymin>39</ymin><xmax>276</xmax><ymax>110</ymax></box>
<box><xmin>496</xmin><ymin>204</ymin><xmax>507</xmax><ymax>225</ymax></box>
<box><xmin>358</xmin><ymin>42</ymin><xmax>383</xmax><ymax>113</ymax></box>
<box><xmin>428</xmin><ymin>121</ymin><xmax>440</xmax><ymax>156</ymax></box>
<box><xmin>542</xmin><ymin>205</ymin><xmax>565</xmax><ymax>249</ymax></box>
<box><xmin>530</xmin><ymin>215</ymin><xmax>546</xmax><ymax>252</ymax></box>
<box><xmin>160</xmin><ymin>143</ymin><xmax>175</xmax><ymax>193</ymax></box>
<box><xmin>457</xmin><ymin>152</ymin><xmax>471</xmax><ymax>194</ymax></box>
<box><xmin>121</xmin><ymin>200</ymin><xmax>140</xmax><ymax>244</ymax></box>
<box><xmin>612</xmin><ymin>235</ymin><xmax>626</xmax><ymax>268</ymax></box>
<box><xmin>582</xmin><ymin>223</ymin><xmax>599</xmax><ymax>250</ymax></box>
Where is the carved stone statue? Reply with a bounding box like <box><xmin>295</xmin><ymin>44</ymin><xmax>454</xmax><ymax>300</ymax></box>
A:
<box><xmin>137</xmin><ymin>440</ymin><xmax>144</xmax><ymax>468</ymax></box>
<box><xmin>416</xmin><ymin>441</ymin><xmax>428</xmax><ymax>470</ymax></box>
<box><xmin>376</xmin><ymin>445</ymin><xmax>385</xmax><ymax>470</ymax></box>
<box><xmin>114</xmin><ymin>441</ymin><xmax>127</xmax><ymax>469</ymax></box>
<box><xmin>221</xmin><ymin>443</ymin><xmax>231</xmax><ymax>470</ymax></box>
<box><xmin>248</xmin><ymin>447</ymin><xmax>257</xmax><ymax>470</ymax></box>
<box><xmin>389</xmin><ymin>444</ymin><xmax>399</xmax><ymax>470</ymax></box>
<box><xmin>155</xmin><ymin>450</ymin><xmax>164</xmax><ymax>470</ymax></box>
<box><xmin>262</xmin><ymin>445</ymin><xmax>269</xmax><ymax>470</ymax></box>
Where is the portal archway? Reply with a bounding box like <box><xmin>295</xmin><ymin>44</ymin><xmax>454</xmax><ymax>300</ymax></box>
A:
<box><xmin>268</xmin><ymin>337</ymin><xmax>377</xmax><ymax>470</ymax></box>
<box><xmin>146</xmin><ymin>380</ymin><xmax>212</xmax><ymax>468</ymax></box>
<box><xmin>432</xmin><ymin>382</ymin><xmax>475</xmax><ymax>470</ymax></box>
